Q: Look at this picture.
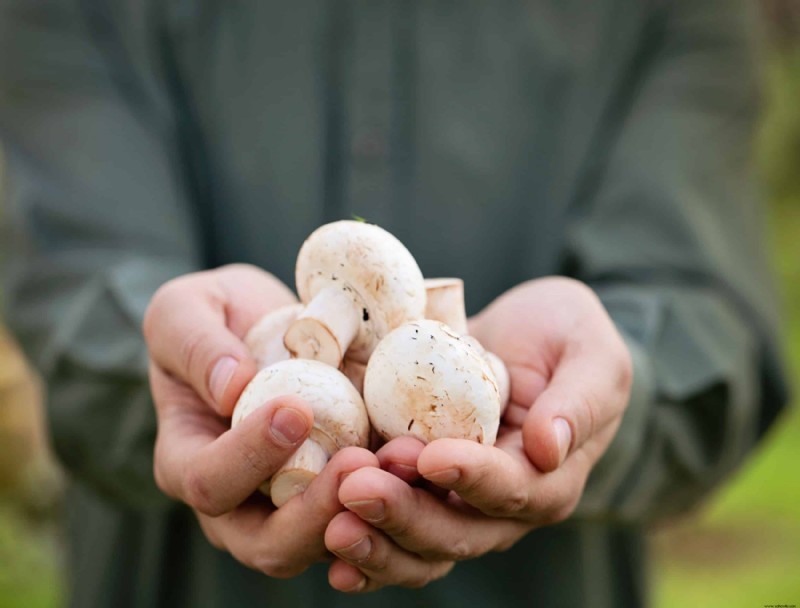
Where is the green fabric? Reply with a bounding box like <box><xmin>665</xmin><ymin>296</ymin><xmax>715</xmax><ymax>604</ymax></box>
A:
<box><xmin>0</xmin><ymin>0</ymin><xmax>788</xmax><ymax>607</ymax></box>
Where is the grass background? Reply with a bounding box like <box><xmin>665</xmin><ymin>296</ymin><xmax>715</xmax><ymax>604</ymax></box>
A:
<box><xmin>1</xmin><ymin>33</ymin><xmax>799</xmax><ymax>608</ymax></box>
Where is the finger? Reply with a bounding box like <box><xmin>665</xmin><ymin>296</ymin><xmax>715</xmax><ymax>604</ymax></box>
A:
<box><xmin>427</xmin><ymin>433</ymin><xmax>599</xmax><ymax>525</ymax></box>
<box><xmin>144</xmin><ymin>264</ymin><xmax>296</xmax><ymax>415</ymax></box>
<box><xmin>325</xmin><ymin>511</ymin><xmax>454</xmax><ymax>592</ymax></box>
<box><xmin>375</xmin><ymin>438</ymin><xmax>452</xmax><ymax>500</ymax></box>
<box><xmin>375</xmin><ymin>436</ymin><xmax>426</xmax><ymax>484</ymax></box>
<box><xmin>153</xmin><ymin>365</ymin><xmax>313</xmax><ymax>515</ymax></box>
<box><xmin>502</xmin><ymin>402</ymin><xmax>529</xmax><ymax>428</ymax></box>
<box><xmin>198</xmin><ymin>447</ymin><xmax>380</xmax><ymax>578</ymax></box>
<box><xmin>417</xmin><ymin>438</ymin><xmax>534</xmax><ymax>517</ymax></box>
<box><xmin>339</xmin><ymin>467</ymin><xmax>527</xmax><ymax>560</ymax></box>
<box><xmin>522</xmin><ymin>323</ymin><xmax>632</xmax><ymax>472</ymax></box>
<box><xmin>500</xmin><ymin>362</ymin><xmax>550</xmax><ymax>428</ymax></box>
<box><xmin>328</xmin><ymin>560</ymin><xmax>371</xmax><ymax>593</ymax></box>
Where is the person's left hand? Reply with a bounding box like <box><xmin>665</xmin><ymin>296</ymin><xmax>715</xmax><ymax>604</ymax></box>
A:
<box><xmin>323</xmin><ymin>277</ymin><xmax>633</xmax><ymax>592</ymax></box>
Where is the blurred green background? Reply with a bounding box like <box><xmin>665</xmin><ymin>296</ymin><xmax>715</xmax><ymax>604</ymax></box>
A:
<box><xmin>1</xmin><ymin>10</ymin><xmax>799</xmax><ymax>608</ymax></box>
<box><xmin>650</xmin><ymin>37</ymin><xmax>800</xmax><ymax>607</ymax></box>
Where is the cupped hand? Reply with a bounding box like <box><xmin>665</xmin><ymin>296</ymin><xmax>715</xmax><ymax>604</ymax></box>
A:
<box><xmin>324</xmin><ymin>277</ymin><xmax>633</xmax><ymax>592</ymax></box>
<box><xmin>143</xmin><ymin>264</ymin><xmax>379</xmax><ymax>577</ymax></box>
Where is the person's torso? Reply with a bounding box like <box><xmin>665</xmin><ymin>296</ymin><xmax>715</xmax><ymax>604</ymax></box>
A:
<box><xmin>70</xmin><ymin>2</ymin><xmax>653</xmax><ymax>607</ymax></box>
<box><xmin>109</xmin><ymin>0</ymin><xmax>651</xmax><ymax>310</ymax></box>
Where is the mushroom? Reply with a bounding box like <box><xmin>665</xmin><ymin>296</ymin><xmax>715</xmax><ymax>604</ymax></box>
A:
<box><xmin>463</xmin><ymin>337</ymin><xmax>511</xmax><ymax>412</ymax></box>
<box><xmin>423</xmin><ymin>277</ymin><xmax>511</xmax><ymax>414</ymax></box>
<box><xmin>363</xmin><ymin>320</ymin><xmax>501</xmax><ymax>446</ymax></box>
<box><xmin>484</xmin><ymin>351</ymin><xmax>511</xmax><ymax>411</ymax></box>
<box><xmin>231</xmin><ymin>359</ymin><xmax>369</xmax><ymax>507</ymax></box>
<box><xmin>424</xmin><ymin>278</ymin><xmax>468</xmax><ymax>335</ymax></box>
<box><xmin>245</xmin><ymin>304</ymin><xmax>304</xmax><ymax>369</ymax></box>
<box><xmin>245</xmin><ymin>304</ymin><xmax>366</xmax><ymax>394</ymax></box>
<box><xmin>284</xmin><ymin>221</ymin><xmax>426</xmax><ymax>367</ymax></box>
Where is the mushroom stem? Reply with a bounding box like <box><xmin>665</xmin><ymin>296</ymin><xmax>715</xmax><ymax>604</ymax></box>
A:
<box><xmin>424</xmin><ymin>278</ymin><xmax>468</xmax><ymax>335</ymax></box>
<box><xmin>284</xmin><ymin>286</ymin><xmax>361</xmax><ymax>367</ymax></box>
<box><xmin>268</xmin><ymin>440</ymin><xmax>329</xmax><ymax>507</ymax></box>
<box><xmin>232</xmin><ymin>360</ymin><xmax>369</xmax><ymax>507</ymax></box>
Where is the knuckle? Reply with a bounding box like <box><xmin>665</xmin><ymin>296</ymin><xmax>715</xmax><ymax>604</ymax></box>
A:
<box><xmin>251</xmin><ymin>553</ymin><xmax>305</xmax><ymax>579</ymax></box>
<box><xmin>457</xmin><ymin>459</ymin><xmax>492</xmax><ymax>495</ymax></box>
<box><xmin>381</xmin><ymin>509</ymin><xmax>412</xmax><ymax>539</ymax></box>
<box><xmin>183</xmin><ymin>467</ymin><xmax>221</xmax><ymax>516</ymax></box>
<box><xmin>424</xmin><ymin>538</ymin><xmax>472</xmax><ymax>562</ymax></box>
<box><xmin>180</xmin><ymin>329</ymin><xmax>213</xmax><ymax>382</ymax></box>
<box><xmin>365</xmin><ymin>546</ymin><xmax>389</xmax><ymax>572</ymax></box>
<box><xmin>448</xmin><ymin>538</ymin><xmax>474</xmax><ymax>561</ymax></box>
<box><xmin>237</xmin><ymin>437</ymin><xmax>274</xmax><ymax>477</ymax></box>
<box><xmin>497</xmin><ymin>488</ymin><xmax>529</xmax><ymax>514</ymax></box>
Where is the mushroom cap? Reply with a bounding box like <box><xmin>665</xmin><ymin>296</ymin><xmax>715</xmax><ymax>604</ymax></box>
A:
<box><xmin>364</xmin><ymin>320</ymin><xmax>501</xmax><ymax>445</ymax></box>
<box><xmin>232</xmin><ymin>359</ymin><xmax>370</xmax><ymax>452</ymax></box>
<box><xmin>295</xmin><ymin>221</ymin><xmax>426</xmax><ymax>361</ymax></box>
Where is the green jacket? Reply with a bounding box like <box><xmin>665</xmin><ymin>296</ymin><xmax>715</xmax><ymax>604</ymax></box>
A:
<box><xmin>0</xmin><ymin>0</ymin><xmax>788</xmax><ymax>606</ymax></box>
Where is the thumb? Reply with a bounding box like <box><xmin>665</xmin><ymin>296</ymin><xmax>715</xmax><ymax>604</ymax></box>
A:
<box><xmin>522</xmin><ymin>336</ymin><xmax>630</xmax><ymax>473</ymax></box>
<box><xmin>523</xmin><ymin>397</ymin><xmax>574</xmax><ymax>473</ymax></box>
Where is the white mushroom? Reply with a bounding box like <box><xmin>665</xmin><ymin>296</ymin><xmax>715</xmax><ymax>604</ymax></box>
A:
<box><xmin>284</xmin><ymin>221</ymin><xmax>426</xmax><ymax>367</ymax></box>
<box><xmin>424</xmin><ymin>278</ymin><xmax>468</xmax><ymax>335</ymax></box>
<box><xmin>423</xmin><ymin>277</ymin><xmax>511</xmax><ymax>414</ymax></box>
<box><xmin>245</xmin><ymin>304</ymin><xmax>304</xmax><ymax>369</ymax></box>
<box><xmin>245</xmin><ymin>304</ymin><xmax>365</xmax><ymax>395</ymax></box>
<box><xmin>461</xmin><ymin>337</ymin><xmax>511</xmax><ymax>412</ymax></box>
<box><xmin>484</xmin><ymin>351</ymin><xmax>511</xmax><ymax>411</ymax></box>
<box><xmin>364</xmin><ymin>320</ymin><xmax>501</xmax><ymax>446</ymax></box>
<box><xmin>231</xmin><ymin>359</ymin><xmax>369</xmax><ymax>507</ymax></box>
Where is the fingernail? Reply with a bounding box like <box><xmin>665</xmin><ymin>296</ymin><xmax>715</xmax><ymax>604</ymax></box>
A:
<box><xmin>344</xmin><ymin>576</ymin><xmax>367</xmax><ymax>593</ymax></box>
<box><xmin>554</xmin><ymin>418</ymin><xmax>572</xmax><ymax>466</ymax></box>
<box><xmin>209</xmin><ymin>356</ymin><xmax>238</xmax><ymax>405</ymax></box>
<box><xmin>424</xmin><ymin>468</ymin><xmax>460</xmax><ymax>485</ymax></box>
<box><xmin>345</xmin><ymin>499</ymin><xmax>385</xmax><ymax>523</ymax></box>
<box><xmin>271</xmin><ymin>408</ymin><xmax>309</xmax><ymax>445</ymax></box>
<box><xmin>335</xmin><ymin>536</ymin><xmax>372</xmax><ymax>563</ymax></box>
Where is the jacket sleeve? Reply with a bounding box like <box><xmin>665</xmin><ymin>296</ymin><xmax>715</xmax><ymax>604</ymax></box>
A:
<box><xmin>568</xmin><ymin>0</ymin><xmax>790</xmax><ymax>522</ymax></box>
<box><xmin>0</xmin><ymin>0</ymin><xmax>201</xmax><ymax>508</ymax></box>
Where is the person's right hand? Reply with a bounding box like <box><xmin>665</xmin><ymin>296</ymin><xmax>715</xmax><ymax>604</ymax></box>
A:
<box><xmin>143</xmin><ymin>264</ymin><xmax>379</xmax><ymax>578</ymax></box>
